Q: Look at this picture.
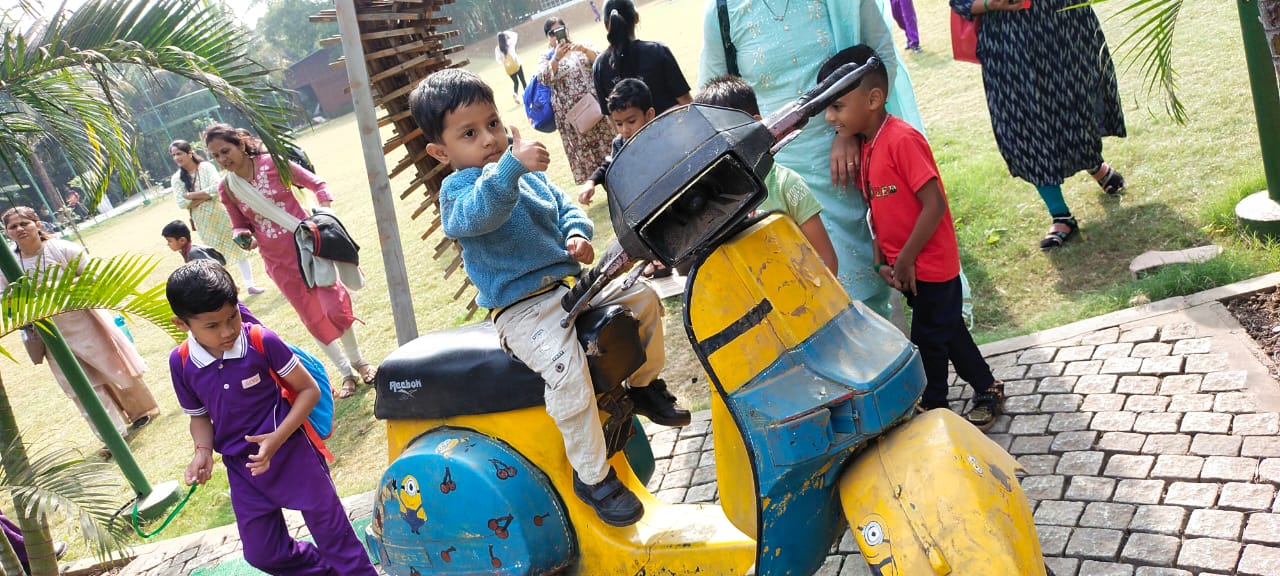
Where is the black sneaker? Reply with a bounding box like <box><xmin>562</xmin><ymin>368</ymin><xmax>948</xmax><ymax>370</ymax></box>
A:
<box><xmin>129</xmin><ymin>415</ymin><xmax>152</xmax><ymax>431</ymax></box>
<box><xmin>573</xmin><ymin>468</ymin><xmax>643</xmax><ymax>527</ymax></box>
<box><xmin>629</xmin><ymin>379</ymin><xmax>691</xmax><ymax>427</ymax></box>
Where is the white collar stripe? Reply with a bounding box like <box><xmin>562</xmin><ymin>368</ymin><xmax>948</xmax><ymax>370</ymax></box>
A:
<box><xmin>185</xmin><ymin>329</ymin><xmax>249</xmax><ymax>368</ymax></box>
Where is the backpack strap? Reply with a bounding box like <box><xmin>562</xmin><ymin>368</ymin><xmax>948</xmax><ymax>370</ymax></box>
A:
<box><xmin>717</xmin><ymin>0</ymin><xmax>740</xmax><ymax>77</ymax></box>
<box><xmin>248</xmin><ymin>325</ymin><xmax>334</xmax><ymax>463</ymax></box>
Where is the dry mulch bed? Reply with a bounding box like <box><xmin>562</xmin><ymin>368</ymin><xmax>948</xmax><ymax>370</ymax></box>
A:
<box><xmin>1224</xmin><ymin>287</ymin><xmax>1280</xmax><ymax>379</ymax></box>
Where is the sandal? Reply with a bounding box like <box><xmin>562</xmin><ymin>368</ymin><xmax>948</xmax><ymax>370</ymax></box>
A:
<box><xmin>336</xmin><ymin>375</ymin><xmax>359</xmax><ymax>399</ymax></box>
<box><xmin>1092</xmin><ymin>164</ymin><xmax>1126</xmax><ymax>197</ymax></box>
<box><xmin>965</xmin><ymin>381</ymin><xmax>1004</xmax><ymax>431</ymax></box>
<box><xmin>354</xmin><ymin>361</ymin><xmax>378</xmax><ymax>385</ymax></box>
<box><xmin>1039</xmin><ymin>215</ymin><xmax>1078</xmax><ymax>251</ymax></box>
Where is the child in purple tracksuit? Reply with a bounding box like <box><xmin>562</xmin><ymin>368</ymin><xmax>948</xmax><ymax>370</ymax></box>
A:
<box><xmin>166</xmin><ymin>260</ymin><xmax>375</xmax><ymax>576</ymax></box>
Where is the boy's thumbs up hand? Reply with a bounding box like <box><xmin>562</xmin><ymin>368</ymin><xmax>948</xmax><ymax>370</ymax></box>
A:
<box><xmin>510</xmin><ymin>126</ymin><xmax>550</xmax><ymax>172</ymax></box>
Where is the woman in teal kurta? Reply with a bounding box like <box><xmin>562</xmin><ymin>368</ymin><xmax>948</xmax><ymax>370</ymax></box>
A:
<box><xmin>698</xmin><ymin>0</ymin><xmax>923</xmax><ymax>319</ymax></box>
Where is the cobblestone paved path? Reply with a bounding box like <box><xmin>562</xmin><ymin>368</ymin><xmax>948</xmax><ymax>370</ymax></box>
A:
<box><xmin>76</xmin><ymin>278</ymin><xmax>1280</xmax><ymax>576</ymax></box>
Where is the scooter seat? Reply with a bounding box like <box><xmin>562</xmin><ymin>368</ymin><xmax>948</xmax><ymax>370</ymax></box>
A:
<box><xmin>373</xmin><ymin>304</ymin><xmax>645</xmax><ymax>420</ymax></box>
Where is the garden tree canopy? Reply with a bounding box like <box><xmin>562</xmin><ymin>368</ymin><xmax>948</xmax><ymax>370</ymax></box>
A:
<box><xmin>252</xmin><ymin>0</ymin><xmax>338</xmax><ymax>63</ymax></box>
<box><xmin>0</xmin><ymin>1</ymin><xmax>305</xmax><ymax>574</ymax></box>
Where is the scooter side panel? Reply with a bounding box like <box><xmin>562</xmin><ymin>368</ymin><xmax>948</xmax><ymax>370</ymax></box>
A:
<box><xmin>838</xmin><ymin>410</ymin><xmax>1045</xmax><ymax>576</ymax></box>
<box><xmin>685</xmin><ymin>214</ymin><xmax>846</xmax><ymax>394</ymax></box>
<box><xmin>385</xmin><ymin>409</ymin><xmax>756</xmax><ymax>575</ymax></box>
<box><xmin>373</xmin><ymin>428</ymin><xmax>574</xmax><ymax>576</ymax></box>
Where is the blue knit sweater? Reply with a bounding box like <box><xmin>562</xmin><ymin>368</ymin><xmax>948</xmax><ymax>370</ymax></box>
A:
<box><xmin>440</xmin><ymin>150</ymin><xmax>594</xmax><ymax>309</ymax></box>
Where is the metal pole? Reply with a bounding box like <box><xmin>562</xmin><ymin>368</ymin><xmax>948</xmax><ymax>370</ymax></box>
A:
<box><xmin>335</xmin><ymin>0</ymin><xmax>419</xmax><ymax>345</ymax></box>
<box><xmin>1235</xmin><ymin>0</ymin><xmax>1280</xmax><ymax>236</ymax></box>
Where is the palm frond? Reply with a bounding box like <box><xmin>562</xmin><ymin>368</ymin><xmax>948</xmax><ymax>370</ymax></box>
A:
<box><xmin>0</xmin><ymin>0</ymin><xmax>300</xmax><ymax>204</ymax></box>
<box><xmin>1073</xmin><ymin>0</ymin><xmax>1187</xmax><ymax>123</ymax></box>
<box><xmin>0</xmin><ymin>254</ymin><xmax>185</xmax><ymax>360</ymax></box>
<box><xmin>0</xmin><ymin>438</ymin><xmax>133</xmax><ymax>561</ymax></box>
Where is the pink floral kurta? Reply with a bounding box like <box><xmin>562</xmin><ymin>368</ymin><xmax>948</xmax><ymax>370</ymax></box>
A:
<box><xmin>219</xmin><ymin>155</ymin><xmax>355</xmax><ymax>344</ymax></box>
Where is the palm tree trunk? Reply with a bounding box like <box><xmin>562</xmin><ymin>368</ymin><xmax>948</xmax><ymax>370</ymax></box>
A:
<box><xmin>1263</xmin><ymin>1</ymin><xmax>1280</xmax><ymax>81</ymax></box>
<box><xmin>25</xmin><ymin>152</ymin><xmax>65</xmax><ymax>212</ymax></box>
<box><xmin>0</xmin><ymin>371</ymin><xmax>60</xmax><ymax>576</ymax></box>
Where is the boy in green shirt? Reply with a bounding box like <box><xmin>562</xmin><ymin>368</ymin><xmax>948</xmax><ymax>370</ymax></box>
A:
<box><xmin>695</xmin><ymin>75</ymin><xmax>838</xmax><ymax>273</ymax></box>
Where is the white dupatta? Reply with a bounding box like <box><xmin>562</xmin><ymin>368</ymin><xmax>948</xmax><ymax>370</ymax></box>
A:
<box><xmin>222</xmin><ymin>170</ymin><xmax>364</xmax><ymax>290</ymax></box>
<box><xmin>222</xmin><ymin>171</ymin><xmax>303</xmax><ymax>232</ymax></box>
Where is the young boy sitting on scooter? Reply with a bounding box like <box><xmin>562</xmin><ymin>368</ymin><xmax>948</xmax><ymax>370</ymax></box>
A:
<box><xmin>409</xmin><ymin>69</ymin><xmax>691</xmax><ymax>527</ymax></box>
<box><xmin>818</xmin><ymin>45</ymin><xmax>1003</xmax><ymax>430</ymax></box>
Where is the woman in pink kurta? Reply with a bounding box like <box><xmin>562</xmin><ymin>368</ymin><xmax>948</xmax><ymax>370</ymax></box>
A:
<box><xmin>203</xmin><ymin>124</ymin><xmax>375</xmax><ymax>398</ymax></box>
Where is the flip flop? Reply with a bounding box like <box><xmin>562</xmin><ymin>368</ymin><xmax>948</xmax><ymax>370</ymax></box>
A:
<box><xmin>354</xmin><ymin>362</ymin><xmax>378</xmax><ymax>384</ymax></box>
<box><xmin>336</xmin><ymin>375</ymin><xmax>359</xmax><ymax>399</ymax></box>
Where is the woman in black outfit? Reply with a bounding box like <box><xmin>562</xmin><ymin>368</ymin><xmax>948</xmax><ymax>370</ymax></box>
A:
<box><xmin>591</xmin><ymin>0</ymin><xmax>692</xmax><ymax>116</ymax></box>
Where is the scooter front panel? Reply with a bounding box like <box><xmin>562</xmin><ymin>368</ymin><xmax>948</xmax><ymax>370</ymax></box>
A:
<box><xmin>371</xmin><ymin>428</ymin><xmax>575</xmax><ymax>576</ymax></box>
<box><xmin>686</xmin><ymin>215</ymin><xmax>926</xmax><ymax>575</ymax></box>
<box><xmin>838</xmin><ymin>410</ymin><xmax>1045</xmax><ymax>575</ymax></box>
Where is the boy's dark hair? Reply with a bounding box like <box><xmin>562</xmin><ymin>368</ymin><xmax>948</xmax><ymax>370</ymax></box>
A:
<box><xmin>694</xmin><ymin>75</ymin><xmax>760</xmax><ymax>116</ymax></box>
<box><xmin>817</xmin><ymin>44</ymin><xmax>889</xmax><ymax>95</ymax></box>
<box><xmin>167</xmin><ymin>260</ymin><xmax>238</xmax><ymax>320</ymax></box>
<box><xmin>410</xmin><ymin>69</ymin><xmax>496</xmax><ymax>144</ymax></box>
<box><xmin>161</xmin><ymin>219</ymin><xmax>191</xmax><ymax>241</ymax></box>
<box><xmin>606</xmin><ymin>78</ymin><xmax>652</xmax><ymax>114</ymax></box>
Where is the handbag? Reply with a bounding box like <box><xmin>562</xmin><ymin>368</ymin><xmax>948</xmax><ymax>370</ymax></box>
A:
<box><xmin>951</xmin><ymin>13</ymin><xmax>979</xmax><ymax>64</ymax></box>
<box><xmin>21</xmin><ymin>325</ymin><xmax>45</xmax><ymax>365</ymax></box>
<box><xmin>567</xmin><ymin>93</ymin><xmax>604</xmax><ymax>134</ymax></box>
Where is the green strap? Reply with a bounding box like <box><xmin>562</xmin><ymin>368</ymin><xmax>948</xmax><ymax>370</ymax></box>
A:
<box><xmin>132</xmin><ymin>483</ymin><xmax>198</xmax><ymax>539</ymax></box>
<box><xmin>717</xmin><ymin>0</ymin><xmax>739</xmax><ymax>77</ymax></box>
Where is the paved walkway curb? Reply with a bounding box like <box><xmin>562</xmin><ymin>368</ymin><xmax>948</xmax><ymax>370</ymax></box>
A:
<box><xmin>70</xmin><ymin>274</ymin><xmax>1280</xmax><ymax>575</ymax></box>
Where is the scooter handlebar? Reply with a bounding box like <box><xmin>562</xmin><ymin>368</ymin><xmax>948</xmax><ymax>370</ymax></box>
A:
<box><xmin>762</xmin><ymin>56</ymin><xmax>880</xmax><ymax>145</ymax></box>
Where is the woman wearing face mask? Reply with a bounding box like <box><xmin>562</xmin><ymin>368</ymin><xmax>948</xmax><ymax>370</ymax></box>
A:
<box><xmin>2</xmin><ymin>206</ymin><xmax>161</xmax><ymax>458</ymax></box>
<box><xmin>202</xmin><ymin>123</ymin><xmax>375</xmax><ymax>399</ymax></box>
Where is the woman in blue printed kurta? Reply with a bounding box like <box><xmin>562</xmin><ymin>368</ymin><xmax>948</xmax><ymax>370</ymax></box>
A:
<box><xmin>951</xmin><ymin>0</ymin><xmax>1127</xmax><ymax>250</ymax></box>
<box><xmin>699</xmin><ymin>0</ymin><xmax>923</xmax><ymax>319</ymax></box>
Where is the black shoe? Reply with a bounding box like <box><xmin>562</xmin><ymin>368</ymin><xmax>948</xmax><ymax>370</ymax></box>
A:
<box><xmin>965</xmin><ymin>381</ymin><xmax>1005</xmax><ymax>432</ymax></box>
<box><xmin>53</xmin><ymin>540</ymin><xmax>67</xmax><ymax>560</ymax></box>
<box><xmin>573</xmin><ymin>468</ymin><xmax>643</xmax><ymax>527</ymax></box>
<box><xmin>129</xmin><ymin>415</ymin><xmax>152</xmax><ymax>431</ymax></box>
<box><xmin>629</xmin><ymin>379</ymin><xmax>691</xmax><ymax>427</ymax></box>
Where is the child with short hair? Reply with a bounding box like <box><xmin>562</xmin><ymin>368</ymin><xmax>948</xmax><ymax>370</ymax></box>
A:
<box><xmin>166</xmin><ymin>260</ymin><xmax>376</xmax><ymax>575</ymax></box>
<box><xmin>818</xmin><ymin>45</ymin><xmax>1002</xmax><ymax>429</ymax></box>
<box><xmin>162</xmin><ymin>219</ymin><xmax>227</xmax><ymax>266</ymax></box>
<box><xmin>576</xmin><ymin>78</ymin><xmax>656</xmax><ymax>206</ymax></box>
<box><xmin>409</xmin><ymin>68</ymin><xmax>689</xmax><ymax>527</ymax></box>
<box><xmin>694</xmin><ymin>75</ymin><xmax>839</xmax><ymax>274</ymax></box>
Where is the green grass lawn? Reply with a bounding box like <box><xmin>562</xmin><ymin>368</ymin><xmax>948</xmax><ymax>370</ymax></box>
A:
<box><xmin>11</xmin><ymin>0</ymin><xmax>1277</xmax><ymax>557</ymax></box>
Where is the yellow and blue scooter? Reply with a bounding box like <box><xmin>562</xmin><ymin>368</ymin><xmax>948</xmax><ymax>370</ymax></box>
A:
<box><xmin>365</xmin><ymin>60</ymin><xmax>1046</xmax><ymax>575</ymax></box>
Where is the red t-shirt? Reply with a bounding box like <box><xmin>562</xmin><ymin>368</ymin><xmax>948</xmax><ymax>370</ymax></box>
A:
<box><xmin>858</xmin><ymin>115</ymin><xmax>960</xmax><ymax>283</ymax></box>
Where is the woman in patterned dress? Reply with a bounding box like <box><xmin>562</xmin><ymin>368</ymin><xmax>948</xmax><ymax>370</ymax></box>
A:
<box><xmin>202</xmin><ymin>124</ymin><xmax>375</xmax><ymax>399</ymax></box>
<box><xmin>951</xmin><ymin>0</ymin><xmax>1127</xmax><ymax>250</ymax></box>
<box><xmin>537</xmin><ymin>17</ymin><xmax>615</xmax><ymax>185</ymax></box>
<box><xmin>170</xmin><ymin>140</ymin><xmax>264</xmax><ymax>295</ymax></box>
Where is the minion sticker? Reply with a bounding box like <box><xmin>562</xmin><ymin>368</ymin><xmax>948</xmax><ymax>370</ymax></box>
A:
<box><xmin>857</xmin><ymin>515</ymin><xmax>898</xmax><ymax>576</ymax></box>
<box><xmin>398</xmin><ymin>474</ymin><xmax>428</xmax><ymax>534</ymax></box>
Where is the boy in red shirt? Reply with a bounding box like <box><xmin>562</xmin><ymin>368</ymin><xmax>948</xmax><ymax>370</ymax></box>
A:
<box><xmin>818</xmin><ymin>45</ymin><xmax>1002</xmax><ymax>430</ymax></box>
